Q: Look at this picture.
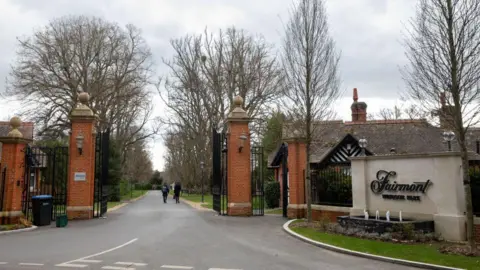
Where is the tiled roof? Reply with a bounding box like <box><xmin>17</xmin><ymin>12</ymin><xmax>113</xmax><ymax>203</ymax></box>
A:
<box><xmin>269</xmin><ymin>119</ymin><xmax>480</xmax><ymax>166</ymax></box>
<box><xmin>0</xmin><ymin>121</ymin><xmax>34</xmax><ymax>140</ymax></box>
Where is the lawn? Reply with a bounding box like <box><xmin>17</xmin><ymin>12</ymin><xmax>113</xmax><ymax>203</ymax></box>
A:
<box><xmin>182</xmin><ymin>194</ymin><xmax>213</xmax><ymax>209</ymax></box>
<box><xmin>182</xmin><ymin>193</ymin><xmax>274</xmax><ymax>213</ymax></box>
<box><xmin>0</xmin><ymin>224</ymin><xmax>29</xmax><ymax>231</ymax></box>
<box><xmin>265</xmin><ymin>208</ymin><xmax>282</xmax><ymax>215</ymax></box>
<box><xmin>105</xmin><ymin>190</ymin><xmax>148</xmax><ymax>209</ymax></box>
<box><xmin>291</xmin><ymin>224</ymin><xmax>480</xmax><ymax>269</ymax></box>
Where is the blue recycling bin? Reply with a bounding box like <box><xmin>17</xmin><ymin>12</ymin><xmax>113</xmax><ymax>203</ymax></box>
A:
<box><xmin>31</xmin><ymin>195</ymin><xmax>52</xmax><ymax>226</ymax></box>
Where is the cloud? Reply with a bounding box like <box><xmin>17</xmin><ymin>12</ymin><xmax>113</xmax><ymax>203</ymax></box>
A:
<box><xmin>0</xmin><ymin>0</ymin><xmax>418</xmax><ymax>170</ymax></box>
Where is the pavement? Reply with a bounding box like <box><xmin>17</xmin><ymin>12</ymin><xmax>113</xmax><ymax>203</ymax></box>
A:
<box><xmin>0</xmin><ymin>191</ymin><xmax>419</xmax><ymax>270</ymax></box>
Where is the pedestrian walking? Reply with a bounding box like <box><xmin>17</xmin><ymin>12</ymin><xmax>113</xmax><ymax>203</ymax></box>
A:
<box><xmin>162</xmin><ymin>183</ymin><xmax>170</xmax><ymax>203</ymax></box>
<box><xmin>174</xmin><ymin>182</ymin><xmax>182</xmax><ymax>204</ymax></box>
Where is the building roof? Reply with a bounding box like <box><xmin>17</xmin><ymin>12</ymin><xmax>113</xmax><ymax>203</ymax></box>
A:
<box><xmin>268</xmin><ymin>119</ymin><xmax>480</xmax><ymax>167</ymax></box>
<box><xmin>0</xmin><ymin>121</ymin><xmax>34</xmax><ymax>140</ymax></box>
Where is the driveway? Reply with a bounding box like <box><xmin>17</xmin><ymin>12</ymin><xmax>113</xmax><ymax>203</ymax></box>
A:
<box><xmin>0</xmin><ymin>191</ymin><xmax>418</xmax><ymax>269</ymax></box>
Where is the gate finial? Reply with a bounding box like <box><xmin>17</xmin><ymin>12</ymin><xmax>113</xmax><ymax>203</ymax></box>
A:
<box><xmin>71</xmin><ymin>92</ymin><xmax>94</xmax><ymax>118</ymax></box>
<box><xmin>7</xmin><ymin>116</ymin><xmax>23</xmax><ymax>138</ymax></box>
<box><xmin>227</xmin><ymin>95</ymin><xmax>249</xmax><ymax>120</ymax></box>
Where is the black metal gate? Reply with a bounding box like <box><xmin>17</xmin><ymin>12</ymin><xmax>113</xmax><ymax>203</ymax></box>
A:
<box><xmin>22</xmin><ymin>146</ymin><xmax>69</xmax><ymax>221</ymax></box>
<box><xmin>0</xmin><ymin>165</ymin><xmax>6</xmax><ymax>212</ymax></box>
<box><xmin>93</xmin><ymin>128</ymin><xmax>110</xmax><ymax>218</ymax></box>
<box><xmin>280</xmin><ymin>143</ymin><xmax>289</xmax><ymax>218</ymax></box>
<box><xmin>251</xmin><ymin>146</ymin><xmax>265</xmax><ymax>216</ymax></box>
<box><xmin>212</xmin><ymin>128</ymin><xmax>228</xmax><ymax>215</ymax></box>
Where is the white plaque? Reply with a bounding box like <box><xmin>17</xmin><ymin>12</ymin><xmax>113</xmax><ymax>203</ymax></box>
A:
<box><xmin>74</xmin><ymin>172</ymin><xmax>86</xmax><ymax>181</ymax></box>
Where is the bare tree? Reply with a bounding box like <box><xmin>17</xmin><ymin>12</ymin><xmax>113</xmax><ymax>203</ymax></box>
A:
<box><xmin>160</xmin><ymin>27</ymin><xmax>282</xmax><ymax>187</ymax></box>
<box><xmin>374</xmin><ymin>104</ymin><xmax>430</xmax><ymax>120</ymax></box>
<box><xmin>4</xmin><ymin>15</ymin><xmax>159</xmax><ymax>158</ymax></box>
<box><xmin>401</xmin><ymin>0</ymin><xmax>480</xmax><ymax>251</ymax></box>
<box><xmin>281</xmin><ymin>0</ymin><xmax>341</xmax><ymax>222</ymax></box>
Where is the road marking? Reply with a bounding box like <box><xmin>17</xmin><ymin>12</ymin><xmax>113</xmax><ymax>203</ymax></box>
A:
<box><xmin>102</xmin><ymin>266</ymin><xmax>135</xmax><ymax>270</ymax></box>
<box><xmin>77</xmin><ymin>259</ymin><xmax>102</xmax><ymax>263</ymax></box>
<box><xmin>115</xmin><ymin>262</ymin><xmax>147</xmax><ymax>266</ymax></box>
<box><xmin>0</xmin><ymin>262</ymin><xmax>6</xmax><ymax>265</ymax></box>
<box><xmin>161</xmin><ymin>265</ymin><xmax>193</xmax><ymax>269</ymax></box>
<box><xmin>56</xmin><ymin>264</ymin><xmax>88</xmax><ymax>268</ymax></box>
<box><xmin>58</xmin><ymin>238</ymin><xmax>138</xmax><ymax>266</ymax></box>
<box><xmin>208</xmin><ymin>268</ymin><xmax>243</xmax><ymax>270</ymax></box>
<box><xmin>19</xmin><ymin>263</ymin><xmax>44</xmax><ymax>266</ymax></box>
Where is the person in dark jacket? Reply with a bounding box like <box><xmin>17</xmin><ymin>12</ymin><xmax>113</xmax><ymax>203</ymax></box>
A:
<box><xmin>162</xmin><ymin>183</ymin><xmax>170</xmax><ymax>203</ymax></box>
<box><xmin>173</xmin><ymin>182</ymin><xmax>182</xmax><ymax>204</ymax></box>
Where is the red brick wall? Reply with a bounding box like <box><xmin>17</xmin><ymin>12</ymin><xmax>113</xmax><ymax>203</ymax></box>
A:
<box><xmin>287</xmin><ymin>141</ymin><xmax>306</xmax><ymax>206</ymax></box>
<box><xmin>226</xmin><ymin>121</ymin><xmax>252</xmax><ymax>216</ymax></box>
<box><xmin>312</xmin><ymin>209</ymin><xmax>349</xmax><ymax>222</ymax></box>
<box><xmin>475</xmin><ymin>224</ymin><xmax>480</xmax><ymax>242</ymax></box>
<box><xmin>67</xmin><ymin>120</ymin><xmax>95</xmax><ymax>220</ymax></box>
<box><xmin>1</xmin><ymin>142</ymin><xmax>28</xmax><ymax>213</ymax></box>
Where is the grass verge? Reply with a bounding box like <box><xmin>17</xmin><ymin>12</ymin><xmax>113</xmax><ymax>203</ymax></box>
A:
<box><xmin>0</xmin><ymin>224</ymin><xmax>29</xmax><ymax>231</ymax></box>
<box><xmin>265</xmin><ymin>208</ymin><xmax>283</xmax><ymax>215</ymax></box>
<box><xmin>182</xmin><ymin>194</ymin><xmax>213</xmax><ymax>209</ymax></box>
<box><xmin>106</xmin><ymin>190</ymin><xmax>148</xmax><ymax>209</ymax></box>
<box><xmin>290</xmin><ymin>224</ymin><xmax>480</xmax><ymax>269</ymax></box>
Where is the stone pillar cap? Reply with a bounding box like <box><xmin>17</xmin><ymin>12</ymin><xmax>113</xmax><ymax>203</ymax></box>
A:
<box><xmin>71</xmin><ymin>92</ymin><xmax>94</xmax><ymax>118</ymax></box>
<box><xmin>7</xmin><ymin>116</ymin><xmax>23</xmax><ymax>138</ymax></box>
<box><xmin>227</xmin><ymin>95</ymin><xmax>250</xmax><ymax>121</ymax></box>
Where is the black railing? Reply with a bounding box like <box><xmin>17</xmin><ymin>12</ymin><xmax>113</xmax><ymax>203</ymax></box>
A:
<box><xmin>212</xmin><ymin>128</ymin><xmax>228</xmax><ymax>215</ymax></box>
<box><xmin>22</xmin><ymin>146</ymin><xmax>69</xmax><ymax>221</ymax></box>
<box><xmin>251</xmin><ymin>146</ymin><xmax>265</xmax><ymax>216</ymax></box>
<box><xmin>311</xmin><ymin>165</ymin><xmax>353</xmax><ymax>207</ymax></box>
<box><xmin>469</xmin><ymin>160</ymin><xmax>480</xmax><ymax>216</ymax></box>
<box><xmin>0</xmin><ymin>165</ymin><xmax>6</xmax><ymax>212</ymax></box>
<box><xmin>93</xmin><ymin>128</ymin><xmax>110</xmax><ymax>218</ymax></box>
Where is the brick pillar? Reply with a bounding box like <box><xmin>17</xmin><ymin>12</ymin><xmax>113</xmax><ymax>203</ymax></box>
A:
<box><xmin>0</xmin><ymin>117</ymin><xmax>32</xmax><ymax>224</ymax></box>
<box><xmin>285</xmin><ymin>139</ymin><xmax>306</xmax><ymax>219</ymax></box>
<box><xmin>66</xmin><ymin>92</ymin><xmax>96</xmax><ymax>220</ymax></box>
<box><xmin>226</xmin><ymin>96</ymin><xmax>252</xmax><ymax>216</ymax></box>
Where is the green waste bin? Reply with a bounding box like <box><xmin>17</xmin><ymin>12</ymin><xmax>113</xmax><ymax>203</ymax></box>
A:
<box><xmin>56</xmin><ymin>214</ymin><xmax>68</xmax><ymax>228</ymax></box>
<box><xmin>31</xmin><ymin>195</ymin><xmax>52</xmax><ymax>226</ymax></box>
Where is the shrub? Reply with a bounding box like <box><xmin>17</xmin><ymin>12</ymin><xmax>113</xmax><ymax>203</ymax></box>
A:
<box><xmin>265</xmin><ymin>181</ymin><xmax>280</xmax><ymax>208</ymax></box>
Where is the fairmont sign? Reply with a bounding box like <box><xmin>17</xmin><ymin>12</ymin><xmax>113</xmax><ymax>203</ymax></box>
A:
<box><xmin>370</xmin><ymin>170</ymin><xmax>432</xmax><ymax>201</ymax></box>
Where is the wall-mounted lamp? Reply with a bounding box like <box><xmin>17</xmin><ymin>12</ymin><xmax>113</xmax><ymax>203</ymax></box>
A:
<box><xmin>442</xmin><ymin>130</ymin><xmax>455</xmax><ymax>151</ymax></box>
<box><xmin>238</xmin><ymin>132</ymin><xmax>248</xmax><ymax>153</ymax></box>
<box><xmin>76</xmin><ymin>132</ymin><xmax>85</xmax><ymax>155</ymax></box>
<box><xmin>358</xmin><ymin>138</ymin><xmax>367</xmax><ymax>156</ymax></box>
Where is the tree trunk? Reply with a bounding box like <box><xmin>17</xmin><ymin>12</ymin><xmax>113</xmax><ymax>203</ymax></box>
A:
<box><xmin>460</xmin><ymin>140</ymin><xmax>476</xmax><ymax>251</ymax></box>
<box><xmin>305</xmin><ymin>140</ymin><xmax>312</xmax><ymax>222</ymax></box>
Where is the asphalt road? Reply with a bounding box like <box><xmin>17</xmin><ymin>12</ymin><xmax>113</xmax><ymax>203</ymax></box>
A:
<box><xmin>0</xmin><ymin>191</ymin><xmax>418</xmax><ymax>270</ymax></box>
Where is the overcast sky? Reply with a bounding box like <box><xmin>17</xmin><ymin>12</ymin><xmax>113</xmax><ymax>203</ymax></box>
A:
<box><xmin>0</xmin><ymin>0</ymin><xmax>417</xmax><ymax>171</ymax></box>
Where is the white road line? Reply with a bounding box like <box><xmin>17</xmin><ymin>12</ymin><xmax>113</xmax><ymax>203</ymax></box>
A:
<box><xmin>161</xmin><ymin>265</ymin><xmax>194</xmax><ymax>269</ymax></box>
<box><xmin>101</xmin><ymin>266</ymin><xmax>135</xmax><ymax>270</ymax></box>
<box><xmin>115</xmin><ymin>262</ymin><xmax>147</xmax><ymax>266</ymax></box>
<box><xmin>208</xmin><ymin>268</ymin><xmax>243</xmax><ymax>270</ymax></box>
<box><xmin>77</xmin><ymin>259</ymin><xmax>102</xmax><ymax>263</ymax></box>
<box><xmin>56</xmin><ymin>264</ymin><xmax>88</xmax><ymax>268</ymax></box>
<box><xmin>19</xmin><ymin>263</ymin><xmax>44</xmax><ymax>266</ymax></box>
<box><xmin>0</xmin><ymin>262</ymin><xmax>6</xmax><ymax>265</ymax></box>
<box><xmin>58</xmin><ymin>238</ymin><xmax>138</xmax><ymax>265</ymax></box>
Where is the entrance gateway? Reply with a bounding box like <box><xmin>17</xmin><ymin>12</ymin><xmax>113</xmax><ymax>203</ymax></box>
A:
<box><xmin>212</xmin><ymin>128</ymin><xmax>228</xmax><ymax>215</ymax></box>
<box><xmin>20</xmin><ymin>128</ymin><xmax>110</xmax><ymax>221</ymax></box>
<box><xmin>22</xmin><ymin>146</ymin><xmax>68</xmax><ymax>221</ymax></box>
<box><xmin>211</xmin><ymin>127</ymin><xmax>266</xmax><ymax>216</ymax></box>
<box><xmin>93</xmin><ymin>128</ymin><xmax>110</xmax><ymax>218</ymax></box>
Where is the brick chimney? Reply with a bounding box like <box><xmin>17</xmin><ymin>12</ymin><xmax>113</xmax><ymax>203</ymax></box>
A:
<box><xmin>351</xmin><ymin>88</ymin><xmax>367</xmax><ymax>122</ymax></box>
<box><xmin>438</xmin><ymin>92</ymin><xmax>455</xmax><ymax>129</ymax></box>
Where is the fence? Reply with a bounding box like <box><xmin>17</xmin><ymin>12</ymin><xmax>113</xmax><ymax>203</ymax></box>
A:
<box><xmin>311</xmin><ymin>165</ymin><xmax>353</xmax><ymax>207</ymax></box>
<box><xmin>469</xmin><ymin>160</ymin><xmax>480</xmax><ymax>216</ymax></box>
